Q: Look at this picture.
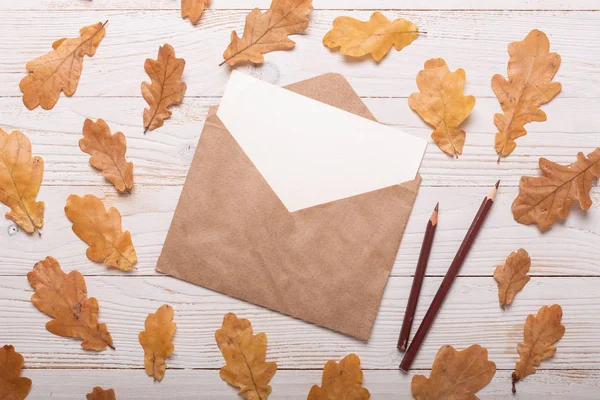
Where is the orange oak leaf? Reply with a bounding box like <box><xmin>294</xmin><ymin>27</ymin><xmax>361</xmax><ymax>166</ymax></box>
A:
<box><xmin>80</xmin><ymin>118</ymin><xmax>134</xmax><ymax>193</ymax></box>
<box><xmin>512</xmin><ymin>148</ymin><xmax>600</xmax><ymax>231</ymax></box>
<box><xmin>87</xmin><ymin>387</ymin><xmax>117</xmax><ymax>400</ymax></box>
<box><xmin>307</xmin><ymin>354</ymin><xmax>370</xmax><ymax>400</ymax></box>
<box><xmin>493</xmin><ymin>248</ymin><xmax>531</xmax><ymax>308</ymax></box>
<box><xmin>493</xmin><ymin>30</ymin><xmax>561</xmax><ymax>160</ymax></box>
<box><xmin>409</xmin><ymin>58</ymin><xmax>475</xmax><ymax>157</ymax></box>
<box><xmin>139</xmin><ymin>304</ymin><xmax>176</xmax><ymax>382</ymax></box>
<box><xmin>142</xmin><ymin>44</ymin><xmax>187</xmax><ymax>133</ymax></box>
<box><xmin>181</xmin><ymin>0</ymin><xmax>210</xmax><ymax>25</ymax></box>
<box><xmin>215</xmin><ymin>313</ymin><xmax>277</xmax><ymax>400</ymax></box>
<box><xmin>323</xmin><ymin>12</ymin><xmax>418</xmax><ymax>62</ymax></box>
<box><xmin>0</xmin><ymin>129</ymin><xmax>44</xmax><ymax>234</ymax></box>
<box><xmin>221</xmin><ymin>0</ymin><xmax>313</xmax><ymax>67</ymax></box>
<box><xmin>512</xmin><ymin>305</ymin><xmax>565</xmax><ymax>393</ymax></box>
<box><xmin>412</xmin><ymin>345</ymin><xmax>496</xmax><ymax>400</ymax></box>
<box><xmin>27</xmin><ymin>256</ymin><xmax>114</xmax><ymax>351</ymax></box>
<box><xmin>65</xmin><ymin>194</ymin><xmax>137</xmax><ymax>271</ymax></box>
<box><xmin>0</xmin><ymin>345</ymin><xmax>32</xmax><ymax>400</ymax></box>
<box><xmin>19</xmin><ymin>22</ymin><xmax>107</xmax><ymax>110</ymax></box>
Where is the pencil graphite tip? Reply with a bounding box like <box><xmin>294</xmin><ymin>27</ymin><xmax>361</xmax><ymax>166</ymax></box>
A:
<box><xmin>495</xmin><ymin>180</ymin><xmax>500</xmax><ymax>189</ymax></box>
<box><xmin>434</xmin><ymin>202</ymin><xmax>439</xmax><ymax>212</ymax></box>
<box><xmin>488</xmin><ymin>180</ymin><xmax>500</xmax><ymax>201</ymax></box>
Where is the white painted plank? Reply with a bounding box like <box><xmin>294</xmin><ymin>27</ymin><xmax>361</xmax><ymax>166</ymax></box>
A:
<box><xmin>0</xmin><ymin>11</ymin><xmax>598</xmax><ymax>99</ymax></box>
<box><xmin>17</xmin><ymin>369</ymin><xmax>600</xmax><ymax>399</ymax></box>
<box><xmin>1</xmin><ymin>185</ymin><xmax>599</xmax><ymax>277</ymax></box>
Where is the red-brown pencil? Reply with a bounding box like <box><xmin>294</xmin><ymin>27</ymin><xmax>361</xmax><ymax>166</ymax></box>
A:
<box><xmin>397</xmin><ymin>203</ymin><xmax>439</xmax><ymax>351</ymax></box>
<box><xmin>400</xmin><ymin>181</ymin><xmax>500</xmax><ymax>372</ymax></box>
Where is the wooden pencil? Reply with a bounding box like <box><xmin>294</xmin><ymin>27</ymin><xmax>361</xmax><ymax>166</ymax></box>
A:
<box><xmin>399</xmin><ymin>181</ymin><xmax>500</xmax><ymax>372</ymax></box>
<box><xmin>397</xmin><ymin>202</ymin><xmax>439</xmax><ymax>351</ymax></box>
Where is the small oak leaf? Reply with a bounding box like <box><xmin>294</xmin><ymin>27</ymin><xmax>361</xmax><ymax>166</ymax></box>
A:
<box><xmin>494</xmin><ymin>248</ymin><xmax>531</xmax><ymax>308</ymax></box>
<box><xmin>181</xmin><ymin>0</ymin><xmax>210</xmax><ymax>25</ymax></box>
<box><xmin>86</xmin><ymin>387</ymin><xmax>117</xmax><ymax>400</ymax></box>
<box><xmin>0</xmin><ymin>345</ymin><xmax>32</xmax><ymax>400</ymax></box>
<box><xmin>139</xmin><ymin>304</ymin><xmax>176</xmax><ymax>382</ymax></box>
<box><xmin>307</xmin><ymin>354</ymin><xmax>370</xmax><ymax>400</ymax></box>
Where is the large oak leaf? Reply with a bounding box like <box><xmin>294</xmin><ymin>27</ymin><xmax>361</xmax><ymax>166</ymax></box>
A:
<box><xmin>0</xmin><ymin>345</ymin><xmax>32</xmax><ymax>400</ymax></box>
<box><xmin>307</xmin><ymin>354</ymin><xmax>370</xmax><ymax>400</ymax></box>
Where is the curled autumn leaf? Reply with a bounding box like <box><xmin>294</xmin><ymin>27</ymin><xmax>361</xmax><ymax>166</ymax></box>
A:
<box><xmin>494</xmin><ymin>248</ymin><xmax>531</xmax><ymax>308</ymax></box>
<box><xmin>87</xmin><ymin>387</ymin><xmax>117</xmax><ymax>400</ymax></box>
<box><xmin>142</xmin><ymin>44</ymin><xmax>187</xmax><ymax>133</ymax></box>
<box><xmin>139</xmin><ymin>304</ymin><xmax>176</xmax><ymax>382</ymax></box>
<box><xmin>65</xmin><ymin>194</ymin><xmax>137</xmax><ymax>271</ymax></box>
<box><xmin>27</xmin><ymin>256</ymin><xmax>114</xmax><ymax>351</ymax></box>
<box><xmin>323</xmin><ymin>12</ymin><xmax>418</xmax><ymax>62</ymax></box>
<box><xmin>412</xmin><ymin>345</ymin><xmax>496</xmax><ymax>400</ymax></box>
<box><xmin>307</xmin><ymin>354</ymin><xmax>370</xmax><ymax>400</ymax></box>
<box><xmin>20</xmin><ymin>22</ymin><xmax>107</xmax><ymax>110</ymax></box>
<box><xmin>512</xmin><ymin>148</ymin><xmax>600</xmax><ymax>231</ymax></box>
<box><xmin>221</xmin><ymin>0</ymin><xmax>313</xmax><ymax>66</ymax></box>
<box><xmin>181</xmin><ymin>0</ymin><xmax>210</xmax><ymax>25</ymax></box>
<box><xmin>215</xmin><ymin>313</ymin><xmax>277</xmax><ymax>400</ymax></box>
<box><xmin>0</xmin><ymin>345</ymin><xmax>32</xmax><ymax>400</ymax></box>
<box><xmin>409</xmin><ymin>58</ymin><xmax>475</xmax><ymax>157</ymax></box>
<box><xmin>0</xmin><ymin>129</ymin><xmax>44</xmax><ymax>234</ymax></box>
<box><xmin>493</xmin><ymin>30</ymin><xmax>561</xmax><ymax>160</ymax></box>
<box><xmin>512</xmin><ymin>304</ymin><xmax>565</xmax><ymax>393</ymax></box>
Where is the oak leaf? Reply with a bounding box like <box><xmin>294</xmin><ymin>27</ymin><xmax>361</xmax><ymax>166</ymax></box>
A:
<box><xmin>493</xmin><ymin>30</ymin><xmax>561</xmax><ymax>160</ymax></box>
<box><xmin>215</xmin><ymin>313</ymin><xmax>277</xmax><ymax>400</ymax></box>
<box><xmin>493</xmin><ymin>248</ymin><xmax>531</xmax><ymax>308</ymax></box>
<box><xmin>65</xmin><ymin>194</ymin><xmax>137</xmax><ymax>271</ymax></box>
<box><xmin>409</xmin><ymin>58</ymin><xmax>475</xmax><ymax>157</ymax></box>
<box><xmin>412</xmin><ymin>344</ymin><xmax>496</xmax><ymax>400</ymax></box>
<box><xmin>512</xmin><ymin>304</ymin><xmax>565</xmax><ymax>393</ymax></box>
<box><xmin>139</xmin><ymin>304</ymin><xmax>176</xmax><ymax>382</ymax></box>
<box><xmin>19</xmin><ymin>22</ymin><xmax>107</xmax><ymax>110</ymax></box>
<box><xmin>307</xmin><ymin>354</ymin><xmax>370</xmax><ymax>400</ymax></box>
<box><xmin>142</xmin><ymin>44</ymin><xmax>187</xmax><ymax>132</ymax></box>
<box><xmin>87</xmin><ymin>387</ymin><xmax>116</xmax><ymax>400</ymax></box>
<box><xmin>221</xmin><ymin>0</ymin><xmax>313</xmax><ymax>67</ymax></box>
<box><xmin>0</xmin><ymin>345</ymin><xmax>32</xmax><ymax>400</ymax></box>
<box><xmin>80</xmin><ymin>118</ymin><xmax>134</xmax><ymax>193</ymax></box>
<box><xmin>323</xmin><ymin>12</ymin><xmax>418</xmax><ymax>62</ymax></box>
<box><xmin>27</xmin><ymin>256</ymin><xmax>114</xmax><ymax>351</ymax></box>
<box><xmin>512</xmin><ymin>148</ymin><xmax>600</xmax><ymax>231</ymax></box>
<box><xmin>182</xmin><ymin>0</ymin><xmax>210</xmax><ymax>25</ymax></box>
<box><xmin>0</xmin><ymin>129</ymin><xmax>44</xmax><ymax>234</ymax></box>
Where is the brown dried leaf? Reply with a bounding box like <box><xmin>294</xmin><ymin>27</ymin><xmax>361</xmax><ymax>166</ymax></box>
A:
<box><xmin>493</xmin><ymin>248</ymin><xmax>531</xmax><ymax>308</ymax></box>
<box><xmin>0</xmin><ymin>129</ymin><xmax>44</xmax><ymax>234</ymax></box>
<box><xmin>181</xmin><ymin>0</ymin><xmax>210</xmax><ymax>25</ymax></box>
<box><xmin>222</xmin><ymin>0</ymin><xmax>313</xmax><ymax>66</ymax></box>
<box><xmin>142</xmin><ymin>44</ymin><xmax>187</xmax><ymax>132</ymax></box>
<box><xmin>409</xmin><ymin>58</ymin><xmax>475</xmax><ymax>157</ymax></box>
<box><xmin>0</xmin><ymin>345</ymin><xmax>32</xmax><ymax>400</ymax></box>
<box><xmin>307</xmin><ymin>354</ymin><xmax>370</xmax><ymax>400</ymax></box>
<box><xmin>65</xmin><ymin>194</ymin><xmax>137</xmax><ymax>271</ymax></box>
<box><xmin>80</xmin><ymin>118</ymin><xmax>134</xmax><ymax>193</ymax></box>
<box><xmin>512</xmin><ymin>305</ymin><xmax>565</xmax><ymax>393</ymax></box>
<box><xmin>493</xmin><ymin>30</ymin><xmax>561</xmax><ymax>160</ymax></box>
<box><xmin>323</xmin><ymin>12</ymin><xmax>418</xmax><ymax>62</ymax></box>
<box><xmin>412</xmin><ymin>345</ymin><xmax>496</xmax><ymax>400</ymax></box>
<box><xmin>19</xmin><ymin>22</ymin><xmax>106</xmax><ymax>110</ymax></box>
<box><xmin>512</xmin><ymin>148</ymin><xmax>600</xmax><ymax>231</ymax></box>
<box><xmin>87</xmin><ymin>387</ymin><xmax>117</xmax><ymax>400</ymax></box>
<box><xmin>27</xmin><ymin>256</ymin><xmax>114</xmax><ymax>351</ymax></box>
<box><xmin>215</xmin><ymin>313</ymin><xmax>277</xmax><ymax>400</ymax></box>
<box><xmin>139</xmin><ymin>304</ymin><xmax>176</xmax><ymax>382</ymax></box>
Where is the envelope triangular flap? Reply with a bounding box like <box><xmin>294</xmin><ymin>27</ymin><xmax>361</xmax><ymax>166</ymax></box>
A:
<box><xmin>156</xmin><ymin>73</ymin><xmax>421</xmax><ymax>340</ymax></box>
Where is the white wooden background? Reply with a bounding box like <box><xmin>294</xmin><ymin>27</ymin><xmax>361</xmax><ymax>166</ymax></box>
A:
<box><xmin>1</xmin><ymin>0</ymin><xmax>599</xmax><ymax>399</ymax></box>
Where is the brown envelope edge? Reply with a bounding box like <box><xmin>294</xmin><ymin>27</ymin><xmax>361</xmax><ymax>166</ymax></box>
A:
<box><xmin>156</xmin><ymin>73</ymin><xmax>422</xmax><ymax>340</ymax></box>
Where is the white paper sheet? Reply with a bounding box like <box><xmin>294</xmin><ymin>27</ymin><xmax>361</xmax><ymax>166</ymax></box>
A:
<box><xmin>217</xmin><ymin>71</ymin><xmax>428</xmax><ymax>212</ymax></box>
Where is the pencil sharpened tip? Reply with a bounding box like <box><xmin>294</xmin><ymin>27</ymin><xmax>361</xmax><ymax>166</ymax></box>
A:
<box><xmin>434</xmin><ymin>202</ymin><xmax>439</xmax><ymax>212</ymax></box>
<box><xmin>495</xmin><ymin>180</ymin><xmax>500</xmax><ymax>189</ymax></box>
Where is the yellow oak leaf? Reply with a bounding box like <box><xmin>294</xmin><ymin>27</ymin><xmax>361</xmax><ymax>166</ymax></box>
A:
<box><xmin>0</xmin><ymin>129</ymin><xmax>44</xmax><ymax>234</ymax></box>
<box><xmin>80</xmin><ymin>118</ymin><xmax>134</xmax><ymax>193</ymax></box>
<box><xmin>493</xmin><ymin>248</ymin><xmax>531</xmax><ymax>308</ymax></box>
<box><xmin>409</xmin><ymin>58</ymin><xmax>475</xmax><ymax>157</ymax></box>
<box><xmin>512</xmin><ymin>148</ymin><xmax>600</xmax><ymax>231</ymax></box>
<box><xmin>215</xmin><ymin>313</ymin><xmax>277</xmax><ymax>400</ymax></box>
<box><xmin>222</xmin><ymin>0</ymin><xmax>313</xmax><ymax>66</ymax></box>
<box><xmin>139</xmin><ymin>304</ymin><xmax>176</xmax><ymax>382</ymax></box>
<box><xmin>27</xmin><ymin>256</ymin><xmax>114</xmax><ymax>351</ymax></box>
<box><xmin>493</xmin><ymin>30</ymin><xmax>561</xmax><ymax>160</ymax></box>
<box><xmin>0</xmin><ymin>345</ymin><xmax>32</xmax><ymax>400</ymax></box>
<box><xmin>323</xmin><ymin>12</ymin><xmax>418</xmax><ymax>62</ymax></box>
<box><xmin>142</xmin><ymin>44</ymin><xmax>187</xmax><ymax>132</ymax></box>
<box><xmin>87</xmin><ymin>387</ymin><xmax>117</xmax><ymax>400</ymax></box>
<box><xmin>65</xmin><ymin>194</ymin><xmax>137</xmax><ymax>271</ymax></box>
<box><xmin>19</xmin><ymin>22</ymin><xmax>107</xmax><ymax>110</ymax></box>
<box><xmin>181</xmin><ymin>0</ymin><xmax>210</xmax><ymax>25</ymax></box>
<box><xmin>307</xmin><ymin>354</ymin><xmax>370</xmax><ymax>400</ymax></box>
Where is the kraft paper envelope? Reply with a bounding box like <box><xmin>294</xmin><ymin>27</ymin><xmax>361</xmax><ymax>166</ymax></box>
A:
<box><xmin>156</xmin><ymin>72</ymin><xmax>426</xmax><ymax>340</ymax></box>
